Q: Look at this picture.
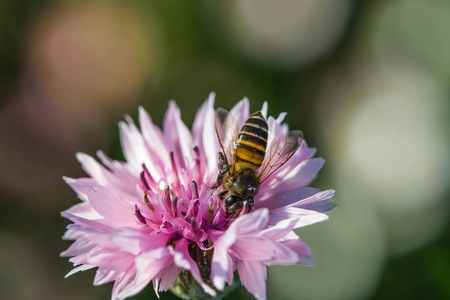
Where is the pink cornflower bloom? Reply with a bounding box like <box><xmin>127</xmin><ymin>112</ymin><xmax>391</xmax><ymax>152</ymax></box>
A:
<box><xmin>61</xmin><ymin>93</ymin><xmax>335</xmax><ymax>300</ymax></box>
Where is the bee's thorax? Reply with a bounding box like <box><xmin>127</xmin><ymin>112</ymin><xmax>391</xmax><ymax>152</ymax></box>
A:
<box><xmin>227</xmin><ymin>168</ymin><xmax>260</xmax><ymax>198</ymax></box>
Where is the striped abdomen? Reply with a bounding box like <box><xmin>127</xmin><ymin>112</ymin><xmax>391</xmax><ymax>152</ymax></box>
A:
<box><xmin>235</xmin><ymin>111</ymin><xmax>268</xmax><ymax>169</ymax></box>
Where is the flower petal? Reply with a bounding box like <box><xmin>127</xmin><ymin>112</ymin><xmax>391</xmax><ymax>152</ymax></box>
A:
<box><xmin>228</xmin><ymin>208</ymin><xmax>269</xmax><ymax>236</ymax></box>
<box><xmin>211</xmin><ymin>239</ymin><xmax>234</xmax><ymax>290</ymax></box>
<box><xmin>63</xmin><ymin>176</ymin><xmax>96</xmax><ymax>201</ymax></box>
<box><xmin>60</xmin><ymin>237</ymin><xmax>96</xmax><ymax>257</ymax></box>
<box><xmin>139</xmin><ymin>106</ymin><xmax>170</xmax><ymax>162</ymax></box>
<box><xmin>237</xmin><ymin>260</ymin><xmax>267</xmax><ymax>300</ymax></box>
<box><xmin>135</xmin><ymin>247</ymin><xmax>174</xmax><ymax>285</ymax></box>
<box><xmin>76</xmin><ymin>152</ymin><xmax>139</xmax><ymax>203</ymax></box>
<box><xmin>193</xmin><ymin>93</ymin><xmax>220</xmax><ymax>182</ymax></box>
<box><xmin>269</xmin><ymin>207</ymin><xmax>329</xmax><ymax>229</ymax></box>
<box><xmin>156</xmin><ymin>263</ymin><xmax>180</xmax><ymax>292</ymax></box>
<box><xmin>85</xmin><ymin>247</ymin><xmax>134</xmax><ymax>272</ymax></box>
<box><xmin>258</xmin><ymin>157</ymin><xmax>325</xmax><ymax>205</ymax></box>
<box><xmin>112</xmin><ymin>269</ymin><xmax>152</xmax><ymax>300</ymax></box>
<box><xmin>232</xmin><ymin>237</ymin><xmax>279</xmax><ymax>261</ymax></box>
<box><xmin>87</xmin><ymin>186</ymin><xmax>135</xmax><ymax>226</ymax></box>
<box><xmin>64</xmin><ymin>264</ymin><xmax>96</xmax><ymax>278</ymax></box>
<box><xmin>258</xmin><ymin>185</ymin><xmax>335</xmax><ymax>212</ymax></box>
<box><xmin>110</xmin><ymin>228</ymin><xmax>147</xmax><ymax>255</ymax></box>
<box><xmin>229</xmin><ymin>97</ymin><xmax>250</xmax><ymax>127</ymax></box>
<box><xmin>261</xmin><ymin>101</ymin><xmax>268</xmax><ymax>119</ymax></box>
<box><xmin>280</xmin><ymin>232</ymin><xmax>315</xmax><ymax>266</ymax></box>
<box><xmin>259</xmin><ymin>217</ymin><xmax>297</xmax><ymax>241</ymax></box>
<box><xmin>119</xmin><ymin>116</ymin><xmax>154</xmax><ymax>176</ymax></box>
<box><xmin>63</xmin><ymin>201</ymin><xmax>102</xmax><ymax>220</ymax></box>
<box><xmin>163</xmin><ymin>102</ymin><xmax>193</xmax><ymax>171</ymax></box>
<box><xmin>94</xmin><ymin>268</ymin><xmax>118</xmax><ymax>285</ymax></box>
<box><xmin>293</xmin><ymin>189</ymin><xmax>336</xmax><ymax>213</ymax></box>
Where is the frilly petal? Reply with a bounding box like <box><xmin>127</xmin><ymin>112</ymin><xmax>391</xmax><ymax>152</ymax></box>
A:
<box><xmin>237</xmin><ymin>260</ymin><xmax>267</xmax><ymax>300</ymax></box>
<box><xmin>259</xmin><ymin>157</ymin><xmax>325</xmax><ymax>201</ymax></box>
<box><xmin>63</xmin><ymin>176</ymin><xmax>96</xmax><ymax>201</ymax></box>
<box><xmin>64</xmin><ymin>264</ymin><xmax>96</xmax><ymax>278</ymax></box>
<box><xmin>119</xmin><ymin>117</ymin><xmax>153</xmax><ymax>175</ymax></box>
<box><xmin>163</xmin><ymin>101</ymin><xmax>194</xmax><ymax>172</ymax></box>
<box><xmin>138</xmin><ymin>106</ymin><xmax>170</xmax><ymax>163</ymax></box>
<box><xmin>112</xmin><ymin>269</ymin><xmax>152</xmax><ymax>300</ymax></box>
<box><xmin>110</xmin><ymin>228</ymin><xmax>148</xmax><ymax>255</ymax></box>
<box><xmin>280</xmin><ymin>232</ymin><xmax>315</xmax><ymax>266</ymax></box>
<box><xmin>211</xmin><ymin>239</ymin><xmax>234</xmax><ymax>290</ymax></box>
<box><xmin>94</xmin><ymin>268</ymin><xmax>118</xmax><ymax>286</ymax></box>
<box><xmin>228</xmin><ymin>208</ymin><xmax>269</xmax><ymax>236</ymax></box>
<box><xmin>269</xmin><ymin>207</ymin><xmax>329</xmax><ymax>229</ymax></box>
<box><xmin>62</xmin><ymin>201</ymin><xmax>102</xmax><ymax>220</ymax></box>
<box><xmin>229</xmin><ymin>97</ymin><xmax>250</xmax><ymax>126</ymax></box>
<box><xmin>192</xmin><ymin>93</ymin><xmax>219</xmax><ymax>180</ymax></box>
<box><xmin>135</xmin><ymin>247</ymin><xmax>174</xmax><ymax>286</ymax></box>
<box><xmin>87</xmin><ymin>186</ymin><xmax>134</xmax><ymax>226</ymax></box>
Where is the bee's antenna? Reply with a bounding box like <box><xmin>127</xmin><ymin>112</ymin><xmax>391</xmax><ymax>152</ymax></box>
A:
<box><xmin>224</xmin><ymin>213</ymin><xmax>235</xmax><ymax>227</ymax></box>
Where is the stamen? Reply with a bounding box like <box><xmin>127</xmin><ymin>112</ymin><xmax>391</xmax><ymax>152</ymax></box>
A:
<box><xmin>192</xmin><ymin>200</ymin><xmax>199</xmax><ymax>217</ymax></box>
<box><xmin>141</xmin><ymin>164</ymin><xmax>156</xmax><ymax>191</ymax></box>
<box><xmin>193</xmin><ymin>146</ymin><xmax>202</xmax><ymax>184</ymax></box>
<box><xmin>196</xmin><ymin>241</ymin><xmax>214</xmax><ymax>251</ymax></box>
<box><xmin>191</xmin><ymin>181</ymin><xmax>199</xmax><ymax>200</ymax></box>
<box><xmin>140</xmin><ymin>171</ymin><xmax>150</xmax><ymax>191</ymax></box>
<box><xmin>170</xmin><ymin>152</ymin><xmax>181</xmax><ymax>187</ymax></box>
<box><xmin>163</xmin><ymin>186</ymin><xmax>170</xmax><ymax>199</ymax></box>
<box><xmin>191</xmin><ymin>217</ymin><xmax>198</xmax><ymax>233</ymax></box>
<box><xmin>171</xmin><ymin>196</ymin><xmax>178</xmax><ymax>218</ymax></box>
<box><xmin>135</xmin><ymin>205</ymin><xmax>147</xmax><ymax>224</ymax></box>
<box><xmin>185</xmin><ymin>199</ymin><xmax>198</xmax><ymax>219</ymax></box>
<box><xmin>164</xmin><ymin>186</ymin><xmax>172</xmax><ymax>210</ymax></box>
<box><xmin>143</xmin><ymin>193</ymin><xmax>154</xmax><ymax>212</ymax></box>
<box><xmin>207</xmin><ymin>205</ymin><xmax>215</xmax><ymax>224</ymax></box>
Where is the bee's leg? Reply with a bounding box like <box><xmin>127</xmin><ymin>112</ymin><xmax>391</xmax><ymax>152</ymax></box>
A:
<box><xmin>217</xmin><ymin>190</ymin><xmax>227</xmax><ymax>199</ymax></box>
<box><xmin>212</xmin><ymin>152</ymin><xmax>229</xmax><ymax>189</ymax></box>
<box><xmin>224</xmin><ymin>213</ymin><xmax>235</xmax><ymax>227</ymax></box>
<box><xmin>212</xmin><ymin>170</ymin><xmax>226</xmax><ymax>189</ymax></box>
<box><xmin>217</xmin><ymin>151</ymin><xmax>227</xmax><ymax>165</ymax></box>
<box><xmin>246</xmin><ymin>198</ymin><xmax>255</xmax><ymax>212</ymax></box>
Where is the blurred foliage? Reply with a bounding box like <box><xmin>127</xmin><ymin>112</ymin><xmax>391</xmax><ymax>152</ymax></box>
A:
<box><xmin>0</xmin><ymin>0</ymin><xmax>48</xmax><ymax>103</ymax></box>
<box><xmin>373</xmin><ymin>220</ymin><xmax>450</xmax><ymax>300</ymax></box>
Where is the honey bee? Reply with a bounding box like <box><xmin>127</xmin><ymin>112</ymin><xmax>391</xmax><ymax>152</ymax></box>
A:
<box><xmin>213</xmin><ymin>108</ymin><xmax>303</xmax><ymax>217</ymax></box>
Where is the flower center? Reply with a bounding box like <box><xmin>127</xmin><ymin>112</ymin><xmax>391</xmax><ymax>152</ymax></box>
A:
<box><xmin>135</xmin><ymin>164</ymin><xmax>226</xmax><ymax>248</ymax></box>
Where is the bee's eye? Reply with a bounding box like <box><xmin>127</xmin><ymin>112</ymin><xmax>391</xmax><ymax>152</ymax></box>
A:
<box><xmin>226</xmin><ymin>195</ymin><xmax>240</xmax><ymax>206</ymax></box>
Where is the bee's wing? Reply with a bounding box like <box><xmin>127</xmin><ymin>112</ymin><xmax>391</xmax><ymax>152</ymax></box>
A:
<box><xmin>215</xmin><ymin>108</ymin><xmax>239</xmax><ymax>168</ymax></box>
<box><xmin>258</xmin><ymin>130</ymin><xmax>303</xmax><ymax>183</ymax></box>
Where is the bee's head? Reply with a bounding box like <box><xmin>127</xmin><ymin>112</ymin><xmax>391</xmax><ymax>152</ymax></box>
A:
<box><xmin>225</xmin><ymin>195</ymin><xmax>254</xmax><ymax>216</ymax></box>
<box><xmin>232</xmin><ymin>168</ymin><xmax>259</xmax><ymax>197</ymax></box>
<box><xmin>225</xmin><ymin>195</ymin><xmax>241</xmax><ymax>207</ymax></box>
<box><xmin>225</xmin><ymin>195</ymin><xmax>243</xmax><ymax>216</ymax></box>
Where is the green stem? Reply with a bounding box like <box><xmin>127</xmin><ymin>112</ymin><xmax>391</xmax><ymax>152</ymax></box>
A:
<box><xmin>169</xmin><ymin>272</ymin><xmax>240</xmax><ymax>300</ymax></box>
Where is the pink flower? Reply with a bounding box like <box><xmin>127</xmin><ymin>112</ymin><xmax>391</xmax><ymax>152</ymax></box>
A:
<box><xmin>61</xmin><ymin>93</ymin><xmax>335</xmax><ymax>300</ymax></box>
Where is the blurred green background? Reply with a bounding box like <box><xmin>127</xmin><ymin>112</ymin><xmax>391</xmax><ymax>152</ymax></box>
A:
<box><xmin>1</xmin><ymin>0</ymin><xmax>449</xmax><ymax>299</ymax></box>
